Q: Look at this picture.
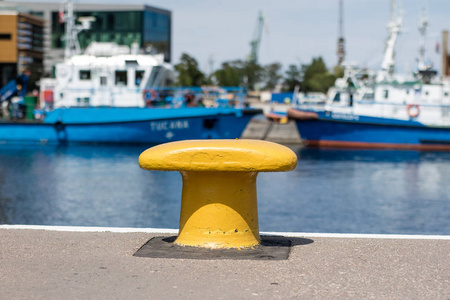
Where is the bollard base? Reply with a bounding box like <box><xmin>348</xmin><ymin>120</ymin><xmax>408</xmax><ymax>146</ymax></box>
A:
<box><xmin>134</xmin><ymin>236</ymin><xmax>292</xmax><ymax>260</ymax></box>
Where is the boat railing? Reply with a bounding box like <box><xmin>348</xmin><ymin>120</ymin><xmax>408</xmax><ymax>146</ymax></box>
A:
<box><xmin>294</xmin><ymin>97</ymin><xmax>327</xmax><ymax>111</ymax></box>
<box><xmin>47</xmin><ymin>86</ymin><xmax>248</xmax><ymax>111</ymax></box>
<box><xmin>325</xmin><ymin>100</ymin><xmax>450</xmax><ymax>124</ymax></box>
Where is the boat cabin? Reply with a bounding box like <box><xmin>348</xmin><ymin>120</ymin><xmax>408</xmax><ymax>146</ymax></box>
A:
<box><xmin>51</xmin><ymin>42</ymin><xmax>174</xmax><ymax>108</ymax></box>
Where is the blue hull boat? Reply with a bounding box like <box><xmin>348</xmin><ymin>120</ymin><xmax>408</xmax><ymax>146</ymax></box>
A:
<box><xmin>0</xmin><ymin>107</ymin><xmax>261</xmax><ymax>145</ymax></box>
<box><xmin>288</xmin><ymin>109</ymin><xmax>450</xmax><ymax>151</ymax></box>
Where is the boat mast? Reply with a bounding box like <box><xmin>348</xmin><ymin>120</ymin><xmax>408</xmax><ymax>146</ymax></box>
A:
<box><xmin>378</xmin><ymin>0</ymin><xmax>402</xmax><ymax>81</ymax></box>
<box><xmin>61</xmin><ymin>0</ymin><xmax>94</xmax><ymax>59</ymax></box>
<box><xmin>62</xmin><ymin>1</ymin><xmax>77</xmax><ymax>59</ymax></box>
<box><xmin>337</xmin><ymin>0</ymin><xmax>345</xmax><ymax>66</ymax></box>
<box><xmin>417</xmin><ymin>5</ymin><xmax>429</xmax><ymax>71</ymax></box>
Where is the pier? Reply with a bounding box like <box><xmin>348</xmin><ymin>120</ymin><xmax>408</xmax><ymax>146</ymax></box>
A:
<box><xmin>241</xmin><ymin>117</ymin><xmax>301</xmax><ymax>144</ymax></box>
<box><xmin>1</xmin><ymin>226</ymin><xmax>449</xmax><ymax>299</ymax></box>
<box><xmin>241</xmin><ymin>101</ymin><xmax>302</xmax><ymax>144</ymax></box>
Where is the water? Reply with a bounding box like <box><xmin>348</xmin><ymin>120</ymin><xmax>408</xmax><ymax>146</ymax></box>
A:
<box><xmin>0</xmin><ymin>144</ymin><xmax>449</xmax><ymax>235</ymax></box>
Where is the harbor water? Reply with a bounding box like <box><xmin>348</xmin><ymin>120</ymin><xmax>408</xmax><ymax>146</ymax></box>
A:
<box><xmin>0</xmin><ymin>144</ymin><xmax>449</xmax><ymax>235</ymax></box>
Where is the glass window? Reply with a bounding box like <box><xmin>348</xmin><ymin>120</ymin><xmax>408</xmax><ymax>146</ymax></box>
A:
<box><xmin>362</xmin><ymin>92</ymin><xmax>374</xmax><ymax>100</ymax></box>
<box><xmin>143</xmin><ymin>10</ymin><xmax>171</xmax><ymax>62</ymax></box>
<box><xmin>115</xmin><ymin>71</ymin><xmax>127</xmax><ymax>86</ymax></box>
<box><xmin>383</xmin><ymin>90</ymin><xmax>389</xmax><ymax>99</ymax></box>
<box><xmin>100</xmin><ymin>76</ymin><xmax>107</xmax><ymax>86</ymax></box>
<box><xmin>333</xmin><ymin>92</ymin><xmax>341</xmax><ymax>102</ymax></box>
<box><xmin>135</xmin><ymin>70</ymin><xmax>145</xmax><ymax>86</ymax></box>
<box><xmin>79</xmin><ymin>70</ymin><xmax>91</xmax><ymax>80</ymax></box>
<box><xmin>52</xmin><ymin>11</ymin><xmax>143</xmax><ymax>49</ymax></box>
<box><xmin>107</xmin><ymin>14</ymin><xmax>115</xmax><ymax>30</ymax></box>
<box><xmin>148</xmin><ymin>66</ymin><xmax>162</xmax><ymax>86</ymax></box>
<box><xmin>0</xmin><ymin>34</ymin><xmax>12</xmax><ymax>40</ymax></box>
<box><xmin>77</xmin><ymin>97</ymin><xmax>90</xmax><ymax>105</ymax></box>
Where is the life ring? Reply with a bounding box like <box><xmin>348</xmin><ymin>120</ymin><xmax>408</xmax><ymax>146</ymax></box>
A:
<box><xmin>407</xmin><ymin>104</ymin><xmax>420</xmax><ymax>118</ymax></box>
<box><xmin>143</xmin><ymin>89</ymin><xmax>157</xmax><ymax>101</ymax></box>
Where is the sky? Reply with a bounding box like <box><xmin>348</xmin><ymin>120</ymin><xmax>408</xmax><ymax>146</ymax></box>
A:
<box><xmin>11</xmin><ymin>0</ymin><xmax>450</xmax><ymax>75</ymax></box>
<box><xmin>141</xmin><ymin>0</ymin><xmax>450</xmax><ymax>75</ymax></box>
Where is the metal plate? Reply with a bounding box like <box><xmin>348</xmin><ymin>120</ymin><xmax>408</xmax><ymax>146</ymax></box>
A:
<box><xmin>134</xmin><ymin>236</ymin><xmax>293</xmax><ymax>260</ymax></box>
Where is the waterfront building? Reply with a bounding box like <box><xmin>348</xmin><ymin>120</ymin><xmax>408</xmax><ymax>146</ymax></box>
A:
<box><xmin>0</xmin><ymin>2</ymin><xmax>171</xmax><ymax>77</ymax></box>
<box><xmin>0</xmin><ymin>8</ymin><xmax>44</xmax><ymax>88</ymax></box>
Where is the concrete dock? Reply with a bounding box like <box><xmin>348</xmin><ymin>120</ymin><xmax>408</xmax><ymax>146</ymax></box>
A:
<box><xmin>241</xmin><ymin>117</ymin><xmax>302</xmax><ymax>144</ymax></box>
<box><xmin>1</xmin><ymin>226</ymin><xmax>449</xmax><ymax>299</ymax></box>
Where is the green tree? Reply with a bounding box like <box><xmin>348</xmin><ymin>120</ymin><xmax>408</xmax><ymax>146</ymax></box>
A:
<box><xmin>174</xmin><ymin>53</ymin><xmax>206</xmax><ymax>86</ymax></box>
<box><xmin>243</xmin><ymin>61</ymin><xmax>264</xmax><ymax>90</ymax></box>
<box><xmin>263</xmin><ymin>62</ymin><xmax>282</xmax><ymax>90</ymax></box>
<box><xmin>212</xmin><ymin>60</ymin><xmax>264</xmax><ymax>90</ymax></box>
<box><xmin>283</xmin><ymin>64</ymin><xmax>302</xmax><ymax>92</ymax></box>
<box><xmin>301</xmin><ymin>57</ymin><xmax>336</xmax><ymax>94</ymax></box>
<box><xmin>333</xmin><ymin>65</ymin><xmax>345</xmax><ymax>78</ymax></box>
<box><xmin>212</xmin><ymin>60</ymin><xmax>243</xmax><ymax>86</ymax></box>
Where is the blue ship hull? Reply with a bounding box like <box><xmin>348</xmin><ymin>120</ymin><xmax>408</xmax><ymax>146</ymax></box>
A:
<box><xmin>288</xmin><ymin>108</ymin><xmax>450</xmax><ymax>150</ymax></box>
<box><xmin>0</xmin><ymin>107</ymin><xmax>261</xmax><ymax>145</ymax></box>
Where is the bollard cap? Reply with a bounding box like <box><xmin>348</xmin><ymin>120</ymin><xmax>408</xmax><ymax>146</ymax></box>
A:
<box><xmin>139</xmin><ymin>139</ymin><xmax>297</xmax><ymax>172</ymax></box>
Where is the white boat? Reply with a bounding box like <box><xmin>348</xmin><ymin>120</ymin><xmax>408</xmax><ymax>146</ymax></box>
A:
<box><xmin>44</xmin><ymin>41</ymin><xmax>174</xmax><ymax>108</ymax></box>
<box><xmin>0</xmin><ymin>1</ymin><xmax>262</xmax><ymax>145</ymax></box>
<box><xmin>288</xmin><ymin>0</ymin><xmax>450</xmax><ymax>150</ymax></box>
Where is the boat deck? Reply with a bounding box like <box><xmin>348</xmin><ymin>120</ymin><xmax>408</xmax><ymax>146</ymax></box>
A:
<box><xmin>1</xmin><ymin>226</ymin><xmax>448</xmax><ymax>299</ymax></box>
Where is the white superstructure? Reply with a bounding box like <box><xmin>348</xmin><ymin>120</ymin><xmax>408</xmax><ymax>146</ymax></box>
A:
<box><xmin>52</xmin><ymin>44</ymin><xmax>173</xmax><ymax>107</ymax></box>
<box><xmin>43</xmin><ymin>0</ymin><xmax>174</xmax><ymax>108</ymax></box>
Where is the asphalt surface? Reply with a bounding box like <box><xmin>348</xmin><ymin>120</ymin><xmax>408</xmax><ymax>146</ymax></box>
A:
<box><xmin>1</xmin><ymin>228</ymin><xmax>449</xmax><ymax>299</ymax></box>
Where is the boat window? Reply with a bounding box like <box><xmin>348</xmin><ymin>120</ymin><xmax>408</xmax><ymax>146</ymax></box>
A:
<box><xmin>333</xmin><ymin>92</ymin><xmax>341</xmax><ymax>102</ymax></box>
<box><xmin>425</xmin><ymin>91</ymin><xmax>429</xmax><ymax>96</ymax></box>
<box><xmin>362</xmin><ymin>92</ymin><xmax>374</xmax><ymax>100</ymax></box>
<box><xmin>383</xmin><ymin>90</ymin><xmax>389</xmax><ymax>99</ymax></box>
<box><xmin>445</xmin><ymin>92</ymin><xmax>449</xmax><ymax>97</ymax></box>
<box><xmin>125</xmin><ymin>60</ymin><xmax>139</xmax><ymax>67</ymax></box>
<box><xmin>135</xmin><ymin>70</ymin><xmax>145</xmax><ymax>86</ymax></box>
<box><xmin>79</xmin><ymin>70</ymin><xmax>91</xmax><ymax>80</ymax></box>
<box><xmin>148</xmin><ymin>66</ymin><xmax>162</xmax><ymax>86</ymax></box>
<box><xmin>100</xmin><ymin>76</ymin><xmax>107</xmax><ymax>86</ymax></box>
<box><xmin>115</xmin><ymin>71</ymin><xmax>128</xmax><ymax>86</ymax></box>
<box><xmin>164</xmin><ymin>76</ymin><xmax>174</xmax><ymax>86</ymax></box>
<box><xmin>77</xmin><ymin>97</ymin><xmax>90</xmax><ymax>105</ymax></box>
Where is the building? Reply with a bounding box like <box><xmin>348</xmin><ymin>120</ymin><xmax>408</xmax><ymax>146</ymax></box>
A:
<box><xmin>0</xmin><ymin>9</ymin><xmax>44</xmax><ymax>88</ymax></box>
<box><xmin>0</xmin><ymin>2</ymin><xmax>171</xmax><ymax>77</ymax></box>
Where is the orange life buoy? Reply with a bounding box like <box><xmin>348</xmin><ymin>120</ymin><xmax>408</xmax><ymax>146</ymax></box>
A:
<box><xmin>407</xmin><ymin>104</ymin><xmax>420</xmax><ymax>118</ymax></box>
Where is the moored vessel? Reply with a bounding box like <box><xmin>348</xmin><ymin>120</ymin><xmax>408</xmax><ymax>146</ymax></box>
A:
<box><xmin>288</xmin><ymin>0</ymin><xmax>450</xmax><ymax>150</ymax></box>
<box><xmin>0</xmin><ymin>1</ymin><xmax>262</xmax><ymax>145</ymax></box>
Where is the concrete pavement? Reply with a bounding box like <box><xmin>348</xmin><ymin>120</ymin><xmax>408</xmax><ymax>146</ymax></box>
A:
<box><xmin>1</xmin><ymin>226</ymin><xmax>449</xmax><ymax>299</ymax></box>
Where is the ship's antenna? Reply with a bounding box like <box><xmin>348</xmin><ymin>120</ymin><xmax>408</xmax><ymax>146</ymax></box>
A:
<box><xmin>337</xmin><ymin>0</ymin><xmax>345</xmax><ymax>66</ymax></box>
<box><xmin>418</xmin><ymin>2</ymin><xmax>429</xmax><ymax>71</ymax></box>
<box><xmin>62</xmin><ymin>0</ymin><xmax>94</xmax><ymax>59</ymax></box>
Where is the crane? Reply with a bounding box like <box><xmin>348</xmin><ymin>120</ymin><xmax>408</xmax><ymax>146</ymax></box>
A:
<box><xmin>247</xmin><ymin>11</ymin><xmax>265</xmax><ymax>64</ymax></box>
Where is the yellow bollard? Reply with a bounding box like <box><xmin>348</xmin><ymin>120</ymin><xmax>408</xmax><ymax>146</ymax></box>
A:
<box><xmin>139</xmin><ymin>139</ymin><xmax>297</xmax><ymax>249</ymax></box>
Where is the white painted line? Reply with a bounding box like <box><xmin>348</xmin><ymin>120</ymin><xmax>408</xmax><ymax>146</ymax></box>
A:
<box><xmin>262</xmin><ymin>231</ymin><xmax>450</xmax><ymax>240</ymax></box>
<box><xmin>0</xmin><ymin>225</ymin><xmax>178</xmax><ymax>234</ymax></box>
<box><xmin>1</xmin><ymin>225</ymin><xmax>449</xmax><ymax>240</ymax></box>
